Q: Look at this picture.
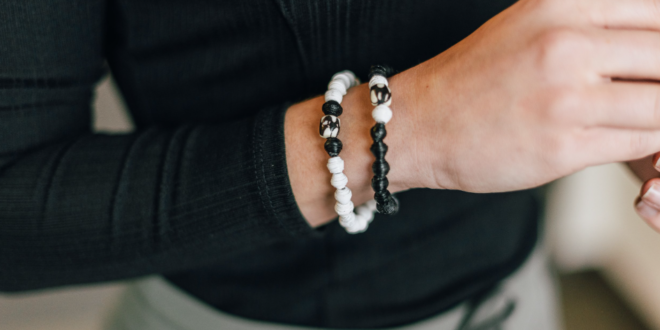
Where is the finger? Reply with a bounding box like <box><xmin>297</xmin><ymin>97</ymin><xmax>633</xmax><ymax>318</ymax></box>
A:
<box><xmin>583</xmin><ymin>82</ymin><xmax>660</xmax><ymax>129</ymax></box>
<box><xmin>635</xmin><ymin>178</ymin><xmax>660</xmax><ymax>232</ymax></box>
<box><xmin>581</xmin><ymin>127</ymin><xmax>660</xmax><ymax>165</ymax></box>
<box><xmin>654</xmin><ymin>152</ymin><xmax>660</xmax><ymax>171</ymax></box>
<box><xmin>587</xmin><ymin>0</ymin><xmax>660</xmax><ymax>31</ymax></box>
<box><xmin>591</xmin><ymin>29</ymin><xmax>660</xmax><ymax>80</ymax></box>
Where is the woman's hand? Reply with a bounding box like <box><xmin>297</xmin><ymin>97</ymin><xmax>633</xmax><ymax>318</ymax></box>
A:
<box><xmin>409</xmin><ymin>0</ymin><xmax>660</xmax><ymax>193</ymax></box>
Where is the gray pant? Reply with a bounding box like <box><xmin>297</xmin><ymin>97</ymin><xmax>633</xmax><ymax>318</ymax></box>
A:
<box><xmin>104</xmin><ymin>246</ymin><xmax>561</xmax><ymax>330</ymax></box>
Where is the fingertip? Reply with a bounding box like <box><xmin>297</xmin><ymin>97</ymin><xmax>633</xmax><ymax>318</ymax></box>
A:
<box><xmin>640</xmin><ymin>178</ymin><xmax>660</xmax><ymax>198</ymax></box>
<box><xmin>636</xmin><ymin>200</ymin><xmax>660</xmax><ymax>231</ymax></box>
<box><xmin>653</xmin><ymin>153</ymin><xmax>660</xmax><ymax>172</ymax></box>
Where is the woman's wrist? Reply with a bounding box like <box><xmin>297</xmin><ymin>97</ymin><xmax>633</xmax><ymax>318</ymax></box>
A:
<box><xmin>284</xmin><ymin>68</ymin><xmax>425</xmax><ymax>227</ymax></box>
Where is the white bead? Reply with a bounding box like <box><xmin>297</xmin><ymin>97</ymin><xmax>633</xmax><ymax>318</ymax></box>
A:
<box><xmin>369</xmin><ymin>75</ymin><xmax>388</xmax><ymax>88</ymax></box>
<box><xmin>340</xmin><ymin>70</ymin><xmax>360</xmax><ymax>87</ymax></box>
<box><xmin>335</xmin><ymin>201</ymin><xmax>354</xmax><ymax>216</ymax></box>
<box><xmin>331</xmin><ymin>172</ymin><xmax>348</xmax><ymax>189</ymax></box>
<box><xmin>339</xmin><ymin>212</ymin><xmax>356</xmax><ymax>226</ymax></box>
<box><xmin>335</xmin><ymin>187</ymin><xmax>352</xmax><ymax>204</ymax></box>
<box><xmin>328</xmin><ymin>80</ymin><xmax>347</xmax><ymax>95</ymax></box>
<box><xmin>327</xmin><ymin>157</ymin><xmax>344</xmax><ymax>174</ymax></box>
<box><xmin>325</xmin><ymin>89</ymin><xmax>343</xmax><ymax>104</ymax></box>
<box><xmin>331</xmin><ymin>73</ymin><xmax>352</xmax><ymax>90</ymax></box>
<box><xmin>355</xmin><ymin>204</ymin><xmax>374</xmax><ymax>223</ymax></box>
<box><xmin>372</xmin><ymin>105</ymin><xmax>393</xmax><ymax>124</ymax></box>
<box><xmin>346</xmin><ymin>214</ymin><xmax>369</xmax><ymax>233</ymax></box>
<box><xmin>365</xmin><ymin>199</ymin><xmax>377</xmax><ymax>211</ymax></box>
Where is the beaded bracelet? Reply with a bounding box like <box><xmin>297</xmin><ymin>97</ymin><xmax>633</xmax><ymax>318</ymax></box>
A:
<box><xmin>369</xmin><ymin>65</ymin><xmax>399</xmax><ymax>215</ymax></box>
<box><xmin>320</xmin><ymin>70</ymin><xmax>378</xmax><ymax>234</ymax></box>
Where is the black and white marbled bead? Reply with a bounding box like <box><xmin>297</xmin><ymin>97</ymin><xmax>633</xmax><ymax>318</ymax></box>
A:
<box><xmin>370</xmin><ymin>80</ymin><xmax>392</xmax><ymax>107</ymax></box>
<box><xmin>319</xmin><ymin>115</ymin><xmax>340</xmax><ymax>138</ymax></box>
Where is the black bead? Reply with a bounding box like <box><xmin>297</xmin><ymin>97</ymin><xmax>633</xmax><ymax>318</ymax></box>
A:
<box><xmin>369</xmin><ymin>64</ymin><xmax>394</xmax><ymax>79</ymax></box>
<box><xmin>324</xmin><ymin>138</ymin><xmax>343</xmax><ymax>157</ymax></box>
<box><xmin>322</xmin><ymin>101</ymin><xmax>343</xmax><ymax>116</ymax></box>
<box><xmin>370</xmin><ymin>123</ymin><xmax>387</xmax><ymax>142</ymax></box>
<box><xmin>370</xmin><ymin>141</ymin><xmax>388</xmax><ymax>157</ymax></box>
<box><xmin>371</xmin><ymin>176</ymin><xmax>389</xmax><ymax>192</ymax></box>
<box><xmin>377</xmin><ymin>195</ymin><xmax>399</xmax><ymax>215</ymax></box>
<box><xmin>372</xmin><ymin>160</ymin><xmax>390</xmax><ymax>177</ymax></box>
<box><xmin>374</xmin><ymin>190</ymin><xmax>390</xmax><ymax>203</ymax></box>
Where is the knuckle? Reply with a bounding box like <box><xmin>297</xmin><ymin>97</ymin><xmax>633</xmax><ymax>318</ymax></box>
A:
<box><xmin>534</xmin><ymin>28</ymin><xmax>588</xmax><ymax>73</ymax></box>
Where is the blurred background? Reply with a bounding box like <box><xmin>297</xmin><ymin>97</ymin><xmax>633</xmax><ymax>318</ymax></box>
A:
<box><xmin>0</xmin><ymin>74</ymin><xmax>658</xmax><ymax>329</ymax></box>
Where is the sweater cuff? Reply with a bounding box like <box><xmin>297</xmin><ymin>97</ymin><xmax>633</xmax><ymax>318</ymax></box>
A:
<box><xmin>253</xmin><ymin>103</ymin><xmax>321</xmax><ymax>237</ymax></box>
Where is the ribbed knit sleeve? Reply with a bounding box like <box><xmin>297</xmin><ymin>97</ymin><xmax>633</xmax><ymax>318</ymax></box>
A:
<box><xmin>0</xmin><ymin>0</ymin><xmax>316</xmax><ymax>292</ymax></box>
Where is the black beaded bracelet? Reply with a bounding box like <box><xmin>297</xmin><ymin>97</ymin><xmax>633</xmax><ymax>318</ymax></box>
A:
<box><xmin>368</xmin><ymin>65</ymin><xmax>399</xmax><ymax>215</ymax></box>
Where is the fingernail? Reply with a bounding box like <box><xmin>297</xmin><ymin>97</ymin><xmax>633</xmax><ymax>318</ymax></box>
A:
<box><xmin>636</xmin><ymin>200</ymin><xmax>659</xmax><ymax>219</ymax></box>
<box><xmin>655</xmin><ymin>157</ymin><xmax>660</xmax><ymax>171</ymax></box>
<box><xmin>643</xmin><ymin>184</ymin><xmax>660</xmax><ymax>209</ymax></box>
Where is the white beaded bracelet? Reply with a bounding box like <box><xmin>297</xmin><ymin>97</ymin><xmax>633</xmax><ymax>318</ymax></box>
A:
<box><xmin>319</xmin><ymin>70</ymin><xmax>378</xmax><ymax>234</ymax></box>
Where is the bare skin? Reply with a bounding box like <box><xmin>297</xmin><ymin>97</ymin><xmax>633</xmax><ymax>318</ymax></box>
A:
<box><xmin>286</xmin><ymin>0</ymin><xmax>660</xmax><ymax>230</ymax></box>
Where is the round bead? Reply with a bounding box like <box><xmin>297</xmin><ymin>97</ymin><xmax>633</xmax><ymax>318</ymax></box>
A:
<box><xmin>346</xmin><ymin>214</ymin><xmax>369</xmax><ymax>233</ymax></box>
<box><xmin>335</xmin><ymin>187</ymin><xmax>352</xmax><ymax>204</ymax></box>
<box><xmin>331</xmin><ymin>73</ymin><xmax>352</xmax><ymax>90</ymax></box>
<box><xmin>327</xmin><ymin>156</ymin><xmax>344</xmax><ymax>174</ymax></box>
<box><xmin>368</xmin><ymin>65</ymin><xmax>393</xmax><ymax>79</ymax></box>
<box><xmin>370</xmin><ymin>84</ymin><xmax>392</xmax><ymax>106</ymax></box>
<box><xmin>374</xmin><ymin>190</ymin><xmax>390</xmax><ymax>201</ymax></box>
<box><xmin>335</xmin><ymin>70</ymin><xmax>359</xmax><ymax>87</ymax></box>
<box><xmin>372</xmin><ymin>105</ymin><xmax>392</xmax><ymax>124</ymax></box>
<box><xmin>370</xmin><ymin>142</ymin><xmax>388</xmax><ymax>158</ymax></box>
<box><xmin>325</xmin><ymin>89</ymin><xmax>343</xmax><ymax>104</ymax></box>
<box><xmin>328</xmin><ymin>80</ymin><xmax>347</xmax><ymax>95</ymax></box>
<box><xmin>366</xmin><ymin>199</ymin><xmax>378</xmax><ymax>211</ymax></box>
<box><xmin>374</xmin><ymin>192</ymin><xmax>398</xmax><ymax>215</ymax></box>
<box><xmin>335</xmin><ymin>200</ymin><xmax>354</xmax><ymax>216</ymax></box>
<box><xmin>331</xmin><ymin>172</ymin><xmax>348</xmax><ymax>189</ymax></box>
<box><xmin>371</xmin><ymin>177</ymin><xmax>389</xmax><ymax>192</ymax></box>
<box><xmin>355</xmin><ymin>204</ymin><xmax>375</xmax><ymax>223</ymax></box>
<box><xmin>322</xmin><ymin>101</ymin><xmax>343</xmax><ymax>116</ymax></box>
<box><xmin>370</xmin><ymin>124</ymin><xmax>387</xmax><ymax>142</ymax></box>
<box><xmin>339</xmin><ymin>212</ymin><xmax>356</xmax><ymax>226</ymax></box>
<box><xmin>369</xmin><ymin>75</ymin><xmax>388</xmax><ymax>89</ymax></box>
<box><xmin>372</xmin><ymin>159</ymin><xmax>390</xmax><ymax>177</ymax></box>
<box><xmin>324</xmin><ymin>138</ymin><xmax>343</xmax><ymax>157</ymax></box>
<box><xmin>319</xmin><ymin>115</ymin><xmax>340</xmax><ymax>138</ymax></box>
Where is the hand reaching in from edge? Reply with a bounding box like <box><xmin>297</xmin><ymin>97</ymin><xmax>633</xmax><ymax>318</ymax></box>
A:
<box><xmin>409</xmin><ymin>0</ymin><xmax>660</xmax><ymax>193</ymax></box>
